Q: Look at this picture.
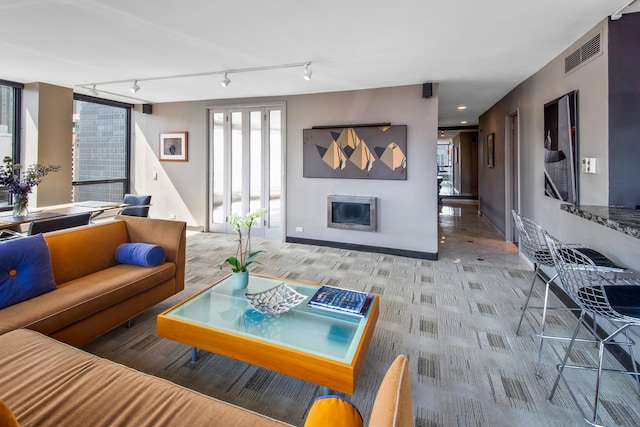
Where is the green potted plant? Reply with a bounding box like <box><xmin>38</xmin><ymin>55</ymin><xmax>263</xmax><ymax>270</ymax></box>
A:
<box><xmin>219</xmin><ymin>208</ymin><xmax>268</xmax><ymax>289</ymax></box>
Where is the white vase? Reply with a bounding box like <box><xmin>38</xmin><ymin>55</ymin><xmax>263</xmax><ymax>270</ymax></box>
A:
<box><xmin>231</xmin><ymin>270</ymin><xmax>249</xmax><ymax>290</ymax></box>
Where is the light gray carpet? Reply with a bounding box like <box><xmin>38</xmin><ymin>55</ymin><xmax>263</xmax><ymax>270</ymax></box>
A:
<box><xmin>82</xmin><ymin>232</ymin><xmax>640</xmax><ymax>426</ymax></box>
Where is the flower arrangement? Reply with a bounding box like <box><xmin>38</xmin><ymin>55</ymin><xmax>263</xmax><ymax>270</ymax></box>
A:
<box><xmin>0</xmin><ymin>156</ymin><xmax>61</xmax><ymax>217</ymax></box>
<box><xmin>219</xmin><ymin>208</ymin><xmax>268</xmax><ymax>273</ymax></box>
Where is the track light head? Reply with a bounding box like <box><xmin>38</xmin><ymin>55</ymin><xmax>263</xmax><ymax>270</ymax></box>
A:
<box><xmin>130</xmin><ymin>80</ymin><xmax>140</xmax><ymax>93</ymax></box>
<box><xmin>304</xmin><ymin>63</ymin><xmax>312</xmax><ymax>81</ymax></box>
<box><xmin>221</xmin><ymin>73</ymin><xmax>231</xmax><ymax>87</ymax></box>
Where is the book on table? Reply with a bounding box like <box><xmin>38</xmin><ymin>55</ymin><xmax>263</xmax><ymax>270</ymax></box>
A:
<box><xmin>308</xmin><ymin>285</ymin><xmax>373</xmax><ymax>316</ymax></box>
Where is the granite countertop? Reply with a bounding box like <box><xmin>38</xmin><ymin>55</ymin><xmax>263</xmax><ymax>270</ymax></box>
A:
<box><xmin>561</xmin><ymin>204</ymin><xmax>640</xmax><ymax>239</ymax></box>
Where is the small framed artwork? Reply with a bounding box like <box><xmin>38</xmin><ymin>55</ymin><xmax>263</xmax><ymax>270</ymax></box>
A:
<box><xmin>487</xmin><ymin>132</ymin><xmax>495</xmax><ymax>168</ymax></box>
<box><xmin>159</xmin><ymin>131</ymin><xmax>188</xmax><ymax>162</ymax></box>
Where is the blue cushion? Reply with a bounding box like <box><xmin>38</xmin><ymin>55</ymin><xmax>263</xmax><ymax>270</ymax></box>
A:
<box><xmin>115</xmin><ymin>243</ymin><xmax>166</xmax><ymax>267</ymax></box>
<box><xmin>0</xmin><ymin>234</ymin><xmax>57</xmax><ymax>309</ymax></box>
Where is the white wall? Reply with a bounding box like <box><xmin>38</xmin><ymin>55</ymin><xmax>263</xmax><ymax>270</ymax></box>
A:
<box><xmin>132</xmin><ymin>84</ymin><xmax>440</xmax><ymax>255</ymax></box>
<box><xmin>132</xmin><ymin>102</ymin><xmax>206</xmax><ymax>226</ymax></box>
<box><xmin>479</xmin><ymin>19</ymin><xmax>640</xmax><ymax>271</ymax></box>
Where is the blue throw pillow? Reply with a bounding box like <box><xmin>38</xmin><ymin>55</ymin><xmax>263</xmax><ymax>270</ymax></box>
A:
<box><xmin>0</xmin><ymin>234</ymin><xmax>57</xmax><ymax>309</ymax></box>
<box><xmin>115</xmin><ymin>243</ymin><xmax>166</xmax><ymax>267</ymax></box>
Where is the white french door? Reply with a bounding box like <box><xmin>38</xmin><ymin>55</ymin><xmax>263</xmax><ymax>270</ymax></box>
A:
<box><xmin>208</xmin><ymin>104</ymin><xmax>285</xmax><ymax>239</ymax></box>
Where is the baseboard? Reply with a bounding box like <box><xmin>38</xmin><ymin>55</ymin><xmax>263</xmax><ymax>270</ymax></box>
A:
<box><xmin>285</xmin><ymin>237</ymin><xmax>438</xmax><ymax>260</ymax></box>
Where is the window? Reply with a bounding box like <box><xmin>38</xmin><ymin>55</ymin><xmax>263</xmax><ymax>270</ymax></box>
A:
<box><xmin>0</xmin><ymin>80</ymin><xmax>22</xmax><ymax>210</ymax></box>
<box><xmin>72</xmin><ymin>95</ymin><xmax>131</xmax><ymax>202</ymax></box>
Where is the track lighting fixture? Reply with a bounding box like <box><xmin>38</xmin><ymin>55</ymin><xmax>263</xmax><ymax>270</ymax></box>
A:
<box><xmin>221</xmin><ymin>73</ymin><xmax>231</xmax><ymax>87</ymax></box>
<box><xmin>304</xmin><ymin>63</ymin><xmax>312</xmax><ymax>81</ymax></box>
<box><xmin>80</xmin><ymin>61</ymin><xmax>313</xmax><ymax>98</ymax></box>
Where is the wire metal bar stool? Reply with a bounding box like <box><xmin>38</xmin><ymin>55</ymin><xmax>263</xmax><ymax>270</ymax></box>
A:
<box><xmin>544</xmin><ymin>232</ymin><xmax>640</xmax><ymax>426</ymax></box>
<box><xmin>511</xmin><ymin>211</ymin><xmax>625</xmax><ymax>378</ymax></box>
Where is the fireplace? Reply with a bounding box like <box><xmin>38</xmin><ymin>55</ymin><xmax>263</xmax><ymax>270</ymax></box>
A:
<box><xmin>327</xmin><ymin>195</ymin><xmax>377</xmax><ymax>232</ymax></box>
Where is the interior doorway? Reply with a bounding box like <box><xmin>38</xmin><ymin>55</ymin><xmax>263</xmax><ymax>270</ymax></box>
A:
<box><xmin>437</xmin><ymin>128</ymin><xmax>479</xmax><ymax>200</ymax></box>
<box><xmin>505</xmin><ymin>111</ymin><xmax>520</xmax><ymax>242</ymax></box>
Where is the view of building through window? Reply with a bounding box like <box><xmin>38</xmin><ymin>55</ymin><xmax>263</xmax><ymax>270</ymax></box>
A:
<box><xmin>0</xmin><ymin>84</ymin><xmax>15</xmax><ymax>206</ymax></box>
<box><xmin>72</xmin><ymin>98</ymin><xmax>129</xmax><ymax>202</ymax></box>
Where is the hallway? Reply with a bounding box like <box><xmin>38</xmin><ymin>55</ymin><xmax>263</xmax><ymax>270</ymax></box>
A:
<box><xmin>438</xmin><ymin>200</ymin><xmax>525</xmax><ymax>269</ymax></box>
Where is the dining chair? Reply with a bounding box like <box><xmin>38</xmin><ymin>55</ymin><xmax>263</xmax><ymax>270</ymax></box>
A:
<box><xmin>27</xmin><ymin>212</ymin><xmax>92</xmax><ymax>235</ymax></box>
<box><xmin>511</xmin><ymin>210</ymin><xmax>625</xmax><ymax>377</ymax></box>
<box><xmin>544</xmin><ymin>232</ymin><xmax>640</xmax><ymax>426</ymax></box>
<box><xmin>0</xmin><ymin>225</ymin><xmax>22</xmax><ymax>240</ymax></box>
<box><xmin>119</xmin><ymin>194</ymin><xmax>151</xmax><ymax>217</ymax></box>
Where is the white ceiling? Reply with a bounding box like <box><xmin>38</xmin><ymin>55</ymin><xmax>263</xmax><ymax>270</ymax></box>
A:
<box><xmin>0</xmin><ymin>0</ymin><xmax>633</xmax><ymax>127</ymax></box>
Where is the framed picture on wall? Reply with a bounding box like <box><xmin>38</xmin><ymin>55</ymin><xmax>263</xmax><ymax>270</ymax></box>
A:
<box><xmin>159</xmin><ymin>131</ymin><xmax>188</xmax><ymax>162</ymax></box>
<box><xmin>487</xmin><ymin>133</ymin><xmax>495</xmax><ymax>168</ymax></box>
<box><xmin>543</xmin><ymin>91</ymin><xmax>578</xmax><ymax>203</ymax></box>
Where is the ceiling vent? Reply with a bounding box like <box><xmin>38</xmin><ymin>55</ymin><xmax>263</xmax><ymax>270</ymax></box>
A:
<box><xmin>565</xmin><ymin>32</ymin><xmax>602</xmax><ymax>74</ymax></box>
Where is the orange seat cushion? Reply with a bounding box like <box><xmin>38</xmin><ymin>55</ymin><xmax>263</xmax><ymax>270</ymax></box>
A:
<box><xmin>304</xmin><ymin>396</ymin><xmax>363</xmax><ymax>427</ymax></box>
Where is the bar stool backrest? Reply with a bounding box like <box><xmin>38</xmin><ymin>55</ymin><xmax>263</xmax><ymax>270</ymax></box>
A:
<box><xmin>512</xmin><ymin>211</ymin><xmax>554</xmax><ymax>267</ymax></box>
<box><xmin>543</xmin><ymin>232</ymin><xmax>619</xmax><ymax>319</ymax></box>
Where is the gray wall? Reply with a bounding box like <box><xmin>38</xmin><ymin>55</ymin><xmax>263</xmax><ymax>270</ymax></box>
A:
<box><xmin>479</xmin><ymin>18</ymin><xmax>640</xmax><ymax>271</ymax></box>
<box><xmin>131</xmin><ymin>84</ymin><xmax>440</xmax><ymax>255</ymax></box>
<box><xmin>608</xmin><ymin>12</ymin><xmax>640</xmax><ymax>207</ymax></box>
<box><xmin>454</xmin><ymin>132</ymin><xmax>478</xmax><ymax>197</ymax></box>
<box><xmin>287</xmin><ymin>85</ymin><xmax>438</xmax><ymax>254</ymax></box>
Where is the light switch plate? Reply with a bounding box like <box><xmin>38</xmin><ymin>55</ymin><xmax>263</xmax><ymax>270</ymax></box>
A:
<box><xmin>582</xmin><ymin>158</ymin><xmax>596</xmax><ymax>174</ymax></box>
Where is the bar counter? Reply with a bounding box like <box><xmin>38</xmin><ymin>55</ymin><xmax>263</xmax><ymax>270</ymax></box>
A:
<box><xmin>561</xmin><ymin>204</ymin><xmax>640</xmax><ymax>240</ymax></box>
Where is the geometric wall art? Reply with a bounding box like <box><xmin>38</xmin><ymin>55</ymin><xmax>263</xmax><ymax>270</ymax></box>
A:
<box><xmin>543</xmin><ymin>91</ymin><xmax>578</xmax><ymax>203</ymax></box>
<box><xmin>303</xmin><ymin>125</ymin><xmax>407</xmax><ymax>179</ymax></box>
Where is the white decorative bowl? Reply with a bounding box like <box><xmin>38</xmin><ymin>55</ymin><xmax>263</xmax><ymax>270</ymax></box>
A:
<box><xmin>244</xmin><ymin>283</ymin><xmax>307</xmax><ymax>315</ymax></box>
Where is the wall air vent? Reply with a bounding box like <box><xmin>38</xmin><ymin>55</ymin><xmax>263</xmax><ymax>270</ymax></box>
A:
<box><xmin>565</xmin><ymin>32</ymin><xmax>602</xmax><ymax>74</ymax></box>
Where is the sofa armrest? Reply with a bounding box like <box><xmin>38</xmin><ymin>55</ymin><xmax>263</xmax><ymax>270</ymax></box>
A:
<box><xmin>369</xmin><ymin>355</ymin><xmax>413</xmax><ymax>427</ymax></box>
<box><xmin>0</xmin><ymin>399</ymin><xmax>19</xmax><ymax>427</ymax></box>
<box><xmin>115</xmin><ymin>215</ymin><xmax>187</xmax><ymax>293</ymax></box>
<box><xmin>304</xmin><ymin>396</ymin><xmax>363</xmax><ymax>427</ymax></box>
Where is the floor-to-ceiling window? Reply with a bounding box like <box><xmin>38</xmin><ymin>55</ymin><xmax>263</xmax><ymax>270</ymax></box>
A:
<box><xmin>72</xmin><ymin>95</ymin><xmax>131</xmax><ymax>202</ymax></box>
<box><xmin>209</xmin><ymin>103</ymin><xmax>285</xmax><ymax>239</ymax></box>
<box><xmin>0</xmin><ymin>80</ymin><xmax>22</xmax><ymax>210</ymax></box>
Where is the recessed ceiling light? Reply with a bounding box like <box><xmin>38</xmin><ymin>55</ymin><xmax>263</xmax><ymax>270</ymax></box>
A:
<box><xmin>457</xmin><ymin>105</ymin><xmax>467</xmax><ymax>110</ymax></box>
<box><xmin>460</xmin><ymin>120</ymin><xmax>468</xmax><ymax>124</ymax></box>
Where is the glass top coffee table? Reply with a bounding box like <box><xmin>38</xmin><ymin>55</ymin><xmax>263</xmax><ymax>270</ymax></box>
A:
<box><xmin>157</xmin><ymin>273</ymin><xmax>379</xmax><ymax>395</ymax></box>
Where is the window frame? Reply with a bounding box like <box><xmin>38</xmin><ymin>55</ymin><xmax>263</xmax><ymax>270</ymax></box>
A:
<box><xmin>72</xmin><ymin>94</ymin><xmax>132</xmax><ymax>199</ymax></box>
<box><xmin>0</xmin><ymin>79</ymin><xmax>23</xmax><ymax>211</ymax></box>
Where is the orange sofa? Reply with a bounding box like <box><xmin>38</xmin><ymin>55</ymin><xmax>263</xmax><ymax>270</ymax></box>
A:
<box><xmin>0</xmin><ymin>215</ymin><xmax>186</xmax><ymax>346</ymax></box>
<box><xmin>0</xmin><ymin>329</ymin><xmax>413</xmax><ymax>427</ymax></box>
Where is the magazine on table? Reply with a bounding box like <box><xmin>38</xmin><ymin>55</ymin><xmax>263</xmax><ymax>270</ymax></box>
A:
<box><xmin>308</xmin><ymin>285</ymin><xmax>373</xmax><ymax>316</ymax></box>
